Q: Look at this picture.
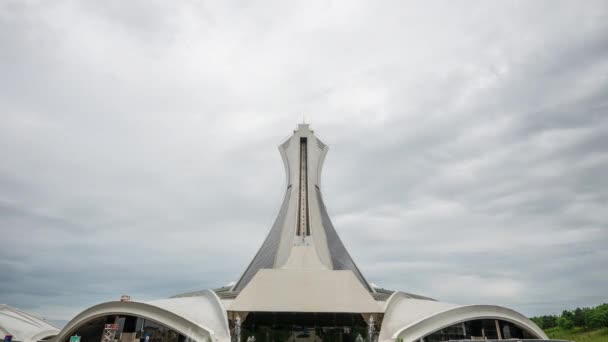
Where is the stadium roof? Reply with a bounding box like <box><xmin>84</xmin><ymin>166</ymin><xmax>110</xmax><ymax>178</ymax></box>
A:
<box><xmin>0</xmin><ymin>304</ymin><xmax>59</xmax><ymax>342</ymax></box>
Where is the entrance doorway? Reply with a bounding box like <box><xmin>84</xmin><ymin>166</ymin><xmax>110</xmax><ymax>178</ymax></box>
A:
<box><xmin>231</xmin><ymin>312</ymin><xmax>377</xmax><ymax>342</ymax></box>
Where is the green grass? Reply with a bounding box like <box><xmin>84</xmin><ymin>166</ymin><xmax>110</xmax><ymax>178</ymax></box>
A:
<box><xmin>545</xmin><ymin>327</ymin><xmax>608</xmax><ymax>342</ymax></box>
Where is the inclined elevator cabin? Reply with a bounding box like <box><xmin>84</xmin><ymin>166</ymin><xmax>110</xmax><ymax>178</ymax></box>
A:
<box><xmin>297</xmin><ymin>137</ymin><xmax>310</xmax><ymax>239</ymax></box>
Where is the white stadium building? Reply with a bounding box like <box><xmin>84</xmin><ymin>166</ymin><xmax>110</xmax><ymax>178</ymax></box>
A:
<box><xmin>51</xmin><ymin>124</ymin><xmax>558</xmax><ymax>342</ymax></box>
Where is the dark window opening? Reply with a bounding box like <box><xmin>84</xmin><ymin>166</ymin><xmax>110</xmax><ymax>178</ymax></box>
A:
<box><xmin>64</xmin><ymin>315</ymin><xmax>195</xmax><ymax>342</ymax></box>
<box><xmin>419</xmin><ymin>319</ymin><xmax>537</xmax><ymax>342</ymax></box>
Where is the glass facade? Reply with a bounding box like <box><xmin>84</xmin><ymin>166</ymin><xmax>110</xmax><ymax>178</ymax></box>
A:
<box><xmin>64</xmin><ymin>314</ymin><xmax>196</xmax><ymax>342</ymax></box>
<box><xmin>234</xmin><ymin>312</ymin><xmax>374</xmax><ymax>342</ymax></box>
<box><xmin>414</xmin><ymin>318</ymin><xmax>537</xmax><ymax>342</ymax></box>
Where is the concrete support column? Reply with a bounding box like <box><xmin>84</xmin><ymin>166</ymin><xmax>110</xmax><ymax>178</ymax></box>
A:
<box><xmin>495</xmin><ymin>320</ymin><xmax>502</xmax><ymax>340</ymax></box>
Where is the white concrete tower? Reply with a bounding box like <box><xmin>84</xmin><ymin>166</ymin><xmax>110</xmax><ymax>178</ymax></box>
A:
<box><xmin>233</xmin><ymin>124</ymin><xmax>373</xmax><ymax>292</ymax></box>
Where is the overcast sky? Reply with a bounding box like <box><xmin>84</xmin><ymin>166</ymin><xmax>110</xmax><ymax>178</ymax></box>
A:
<box><xmin>1</xmin><ymin>0</ymin><xmax>607</xmax><ymax>323</ymax></box>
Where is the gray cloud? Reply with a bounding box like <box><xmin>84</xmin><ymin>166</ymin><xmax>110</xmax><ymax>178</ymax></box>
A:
<box><xmin>1</xmin><ymin>0</ymin><xmax>607</xmax><ymax>321</ymax></box>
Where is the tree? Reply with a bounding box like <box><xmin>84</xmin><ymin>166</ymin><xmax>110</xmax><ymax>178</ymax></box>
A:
<box><xmin>531</xmin><ymin>303</ymin><xmax>608</xmax><ymax>331</ymax></box>
<box><xmin>573</xmin><ymin>307</ymin><xmax>586</xmax><ymax>327</ymax></box>
<box><xmin>542</xmin><ymin>315</ymin><xmax>557</xmax><ymax>329</ymax></box>
<box><xmin>586</xmin><ymin>304</ymin><xmax>608</xmax><ymax>329</ymax></box>
<box><xmin>530</xmin><ymin>315</ymin><xmax>558</xmax><ymax>329</ymax></box>
<box><xmin>556</xmin><ymin>316</ymin><xmax>574</xmax><ymax>330</ymax></box>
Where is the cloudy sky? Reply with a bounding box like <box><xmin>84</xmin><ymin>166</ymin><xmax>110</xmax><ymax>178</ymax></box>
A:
<box><xmin>1</xmin><ymin>0</ymin><xmax>607</xmax><ymax>323</ymax></box>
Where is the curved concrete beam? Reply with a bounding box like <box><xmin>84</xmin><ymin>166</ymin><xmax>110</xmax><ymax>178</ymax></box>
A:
<box><xmin>147</xmin><ymin>290</ymin><xmax>230</xmax><ymax>339</ymax></box>
<box><xmin>379</xmin><ymin>292</ymin><xmax>547</xmax><ymax>342</ymax></box>
<box><xmin>54</xmin><ymin>300</ymin><xmax>223</xmax><ymax>342</ymax></box>
<box><xmin>391</xmin><ymin>305</ymin><xmax>547</xmax><ymax>342</ymax></box>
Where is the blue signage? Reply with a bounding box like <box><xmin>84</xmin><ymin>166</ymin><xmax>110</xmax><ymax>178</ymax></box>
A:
<box><xmin>4</xmin><ymin>335</ymin><xmax>13</xmax><ymax>342</ymax></box>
